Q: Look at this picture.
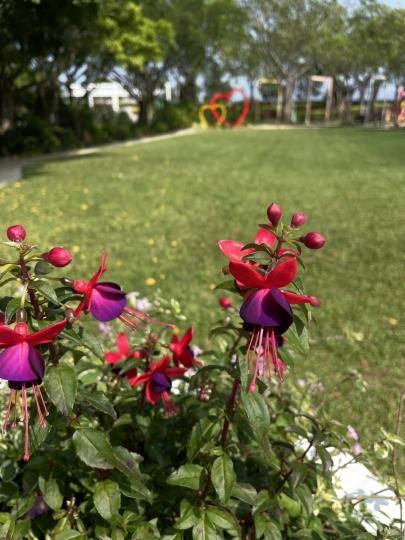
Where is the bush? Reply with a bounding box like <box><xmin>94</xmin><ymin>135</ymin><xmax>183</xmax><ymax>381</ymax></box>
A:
<box><xmin>151</xmin><ymin>102</ymin><xmax>196</xmax><ymax>134</ymax></box>
<box><xmin>0</xmin><ymin>208</ymin><xmax>402</xmax><ymax>539</ymax></box>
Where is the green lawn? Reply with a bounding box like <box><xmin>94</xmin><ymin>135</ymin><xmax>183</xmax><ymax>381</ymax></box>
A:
<box><xmin>2</xmin><ymin>127</ymin><xmax>405</xmax><ymax>450</ymax></box>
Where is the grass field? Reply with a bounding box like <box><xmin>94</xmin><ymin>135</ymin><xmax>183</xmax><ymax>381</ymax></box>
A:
<box><xmin>1</xmin><ymin>127</ymin><xmax>405</xmax><ymax>451</ymax></box>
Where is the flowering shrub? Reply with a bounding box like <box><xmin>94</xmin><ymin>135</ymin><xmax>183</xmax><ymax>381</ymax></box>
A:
<box><xmin>0</xmin><ymin>209</ymin><xmax>402</xmax><ymax>539</ymax></box>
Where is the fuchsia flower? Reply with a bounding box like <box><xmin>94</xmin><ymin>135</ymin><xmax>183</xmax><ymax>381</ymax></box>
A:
<box><xmin>73</xmin><ymin>252</ymin><xmax>126</xmax><ymax>322</ymax></box>
<box><xmin>300</xmin><ymin>231</ymin><xmax>326</xmax><ymax>250</ymax></box>
<box><xmin>73</xmin><ymin>252</ymin><xmax>175</xmax><ymax>331</ymax></box>
<box><xmin>218</xmin><ymin>228</ymin><xmax>276</xmax><ymax>264</ymax></box>
<box><xmin>104</xmin><ymin>332</ymin><xmax>146</xmax><ymax>365</ymax></box>
<box><xmin>219</xmin><ymin>296</ymin><xmax>233</xmax><ymax>309</ymax></box>
<box><xmin>43</xmin><ymin>247</ymin><xmax>72</xmax><ymax>267</ymax></box>
<box><xmin>7</xmin><ymin>224</ymin><xmax>26</xmax><ymax>242</ymax></box>
<box><xmin>170</xmin><ymin>327</ymin><xmax>201</xmax><ymax>368</ymax></box>
<box><xmin>0</xmin><ymin>319</ymin><xmax>66</xmax><ymax>460</ymax></box>
<box><xmin>228</xmin><ymin>260</ymin><xmax>320</xmax><ymax>390</ymax></box>
<box><xmin>128</xmin><ymin>355</ymin><xmax>186</xmax><ymax>413</ymax></box>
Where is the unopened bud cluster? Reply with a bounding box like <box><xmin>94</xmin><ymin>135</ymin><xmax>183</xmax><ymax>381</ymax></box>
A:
<box><xmin>266</xmin><ymin>202</ymin><xmax>326</xmax><ymax>250</ymax></box>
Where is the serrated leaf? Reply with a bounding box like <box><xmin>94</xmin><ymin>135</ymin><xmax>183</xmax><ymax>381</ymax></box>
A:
<box><xmin>231</xmin><ymin>482</ymin><xmax>257</xmax><ymax>505</ymax></box>
<box><xmin>215</xmin><ymin>280</ymin><xmax>237</xmax><ymax>292</ymax></box>
<box><xmin>174</xmin><ymin>499</ymin><xmax>200</xmax><ymax>530</ymax></box>
<box><xmin>254</xmin><ymin>514</ymin><xmax>281</xmax><ymax>540</ymax></box>
<box><xmin>5</xmin><ymin>297</ymin><xmax>21</xmax><ymax>323</ymax></box>
<box><xmin>167</xmin><ymin>464</ymin><xmax>204</xmax><ymax>491</ymax></box>
<box><xmin>93</xmin><ymin>480</ymin><xmax>121</xmax><ymax>520</ymax></box>
<box><xmin>241</xmin><ymin>391</ymin><xmax>270</xmax><ymax>438</ymax></box>
<box><xmin>38</xmin><ymin>477</ymin><xmax>63</xmax><ymax>510</ymax></box>
<box><xmin>44</xmin><ymin>365</ymin><xmax>77</xmax><ymax>416</ymax></box>
<box><xmin>206</xmin><ymin>507</ymin><xmax>240</xmax><ymax>536</ymax></box>
<box><xmin>31</xmin><ymin>280</ymin><xmax>59</xmax><ymax>304</ymax></box>
<box><xmin>73</xmin><ymin>428</ymin><xmax>115</xmax><ymax>469</ymax></box>
<box><xmin>77</xmin><ymin>389</ymin><xmax>117</xmax><ymax>419</ymax></box>
<box><xmin>187</xmin><ymin>418</ymin><xmax>221</xmax><ymax>461</ymax></box>
<box><xmin>211</xmin><ymin>454</ymin><xmax>236</xmax><ymax>504</ymax></box>
<box><xmin>284</xmin><ymin>316</ymin><xmax>309</xmax><ymax>354</ymax></box>
<box><xmin>78</xmin><ymin>327</ymin><xmax>104</xmax><ymax>359</ymax></box>
<box><xmin>192</xmin><ymin>514</ymin><xmax>221</xmax><ymax>540</ymax></box>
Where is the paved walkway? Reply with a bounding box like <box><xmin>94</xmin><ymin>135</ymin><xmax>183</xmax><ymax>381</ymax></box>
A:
<box><xmin>0</xmin><ymin>127</ymin><xmax>197</xmax><ymax>186</ymax></box>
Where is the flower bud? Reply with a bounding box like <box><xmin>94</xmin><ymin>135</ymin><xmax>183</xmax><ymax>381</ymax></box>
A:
<box><xmin>219</xmin><ymin>296</ymin><xmax>233</xmax><ymax>309</ymax></box>
<box><xmin>266</xmin><ymin>202</ymin><xmax>282</xmax><ymax>227</ymax></box>
<box><xmin>65</xmin><ymin>308</ymin><xmax>76</xmax><ymax>324</ymax></box>
<box><xmin>16</xmin><ymin>308</ymin><xmax>27</xmax><ymax>322</ymax></box>
<box><xmin>290</xmin><ymin>212</ymin><xmax>307</xmax><ymax>228</ymax></box>
<box><xmin>300</xmin><ymin>231</ymin><xmax>326</xmax><ymax>249</ymax></box>
<box><xmin>43</xmin><ymin>247</ymin><xmax>72</xmax><ymax>267</ymax></box>
<box><xmin>7</xmin><ymin>224</ymin><xmax>26</xmax><ymax>242</ymax></box>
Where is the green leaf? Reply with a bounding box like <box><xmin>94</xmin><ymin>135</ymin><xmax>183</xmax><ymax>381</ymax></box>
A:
<box><xmin>34</xmin><ymin>261</ymin><xmax>53</xmax><ymax>275</ymax></box>
<box><xmin>55</xmin><ymin>530</ymin><xmax>86</xmax><ymax>540</ymax></box>
<box><xmin>211</xmin><ymin>454</ymin><xmax>236</xmax><ymax>504</ymax></box>
<box><xmin>254</xmin><ymin>514</ymin><xmax>282</xmax><ymax>540</ymax></box>
<box><xmin>206</xmin><ymin>507</ymin><xmax>240</xmax><ymax>537</ymax></box>
<box><xmin>187</xmin><ymin>418</ymin><xmax>221</xmax><ymax>461</ymax></box>
<box><xmin>73</xmin><ymin>428</ymin><xmax>115</xmax><ymax>469</ymax></box>
<box><xmin>39</xmin><ymin>477</ymin><xmax>63</xmax><ymax>510</ymax></box>
<box><xmin>5</xmin><ymin>297</ymin><xmax>21</xmax><ymax>323</ymax></box>
<box><xmin>241</xmin><ymin>391</ymin><xmax>270</xmax><ymax>438</ymax></box>
<box><xmin>253</xmin><ymin>490</ymin><xmax>274</xmax><ymax>515</ymax></box>
<box><xmin>31</xmin><ymin>279</ymin><xmax>59</xmax><ymax>304</ymax></box>
<box><xmin>284</xmin><ymin>316</ymin><xmax>309</xmax><ymax>354</ymax></box>
<box><xmin>93</xmin><ymin>480</ymin><xmax>121</xmax><ymax>521</ymax></box>
<box><xmin>278</xmin><ymin>493</ymin><xmax>302</xmax><ymax>518</ymax></box>
<box><xmin>78</xmin><ymin>327</ymin><xmax>104</xmax><ymax>359</ymax></box>
<box><xmin>231</xmin><ymin>482</ymin><xmax>257</xmax><ymax>505</ymax></box>
<box><xmin>174</xmin><ymin>499</ymin><xmax>200</xmax><ymax>530</ymax></box>
<box><xmin>192</xmin><ymin>513</ymin><xmax>221</xmax><ymax>540</ymax></box>
<box><xmin>112</xmin><ymin>446</ymin><xmax>143</xmax><ymax>483</ymax></box>
<box><xmin>167</xmin><ymin>464</ymin><xmax>204</xmax><ymax>491</ymax></box>
<box><xmin>215</xmin><ymin>279</ymin><xmax>237</xmax><ymax>292</ymax></box>
<box><xmin>296</xmin><ymin>485</ymin><xmax>313</xmax><ymax>517</ymax></box>
<box><xmin>44</xmin><ymin>365</ymin><xmax>77</xmax><ymax>415</ymax></box>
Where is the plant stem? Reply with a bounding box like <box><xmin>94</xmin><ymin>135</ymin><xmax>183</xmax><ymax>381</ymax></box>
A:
<box><xmin>199</xmin><ymin>377</ymin><xmax>241</xmax><ymax>502</ymax></box>
<box><xmin>19</xmin><ymin>254</ymin><xmax>41</xmax><ymax>319</ymax></box>
<box><xmin>220</xmin><ymin>377</ymin><xmax>241</xmax><ymax>448</ymax></box>
<box><xmin>273</xmin><ymin>435</ymin><xmax>316</xmax><ymax>495</ymax></box>
<box><xmin>392</xmin><ymin>391</ymin><xmax>405</xmax><ymax>533</ymax></box>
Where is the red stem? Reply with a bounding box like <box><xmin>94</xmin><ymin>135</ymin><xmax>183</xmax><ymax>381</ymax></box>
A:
<box><xmin>19</xmin><ymin>254</ymin><xmax>41</xmax><ymax>319</ymax></box>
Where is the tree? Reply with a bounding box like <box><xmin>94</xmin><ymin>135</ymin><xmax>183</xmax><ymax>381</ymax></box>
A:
<box><xmin>247</xmin><ymin>0</ymin><xmax>353</xmax><ymax>122</ymax></box>
<box><xmin>100</xmin><ymin>0</ymin><xmax>174</xmax><ymax>126</ymax></box>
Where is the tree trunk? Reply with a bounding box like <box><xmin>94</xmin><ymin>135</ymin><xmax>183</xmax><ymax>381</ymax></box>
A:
<box><xmin>138</xmin><ymin>97</ymin><xmax>154</xmax><ymax>126</ymax></box>
<box><xmin>283</xmin><ymin>77</ymin><xmax>296</xmax><ymax>123</ymax></box>
<box><xmin>180</xmin><ymin>76</ymin><xmax>197</xmax><ymax>103</ymax></box>
<box><xmin>365</xmin><ymin>79</ymin><xmax>383</xmax><ymax>123</ymax></box>
<box><xmin>0</xmin><ymin>79</ymin><xmax>14</xmax><ymax>135</ymax></box>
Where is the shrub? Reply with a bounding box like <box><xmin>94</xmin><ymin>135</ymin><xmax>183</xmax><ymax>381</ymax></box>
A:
<box><xmin>0</xmin><ymin>207</ymin><xmax>402</xmax><ymax>539</ymax></box>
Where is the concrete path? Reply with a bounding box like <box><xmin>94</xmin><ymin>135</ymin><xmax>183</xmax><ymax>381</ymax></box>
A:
<box><xmin>0</xmin><ymin>127</ymin><xmax>197</xmax><ymax>186</ymax></box>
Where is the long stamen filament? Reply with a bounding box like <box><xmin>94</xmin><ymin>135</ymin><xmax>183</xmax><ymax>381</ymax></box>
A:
<box><xmin>22</xmin><ymin>384</ymin><xmax>30</xmax><ymax>461</ymax></box>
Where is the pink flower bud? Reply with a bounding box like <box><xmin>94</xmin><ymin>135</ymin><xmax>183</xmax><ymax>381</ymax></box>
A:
<box><xmin>290</xmin><ymin>212</ymin><xmax>307</xmax><ymax>228</ymax></box>
<box><xmin>219</xmin><ymin>296</ymin><xmax>233</xmax><ymax>309</ymax></box>
<box><xmin>300</xmin><ymin>231</ymin><xmax>326</xmax><ymax>249</ymax></box>
<box><xmin>7</xmin><ymin>224</ymin><xmax>26</xmax><ymax>242</ymax></box>
<box><xmin>43</xmin><ymin>247</ymin><xmax>72</xmax><ymax>267</ymax></box>
<box><xmin>266</xmin><ymin>202</ymin><xmax>282</xmax><ymax>227</ymax></box>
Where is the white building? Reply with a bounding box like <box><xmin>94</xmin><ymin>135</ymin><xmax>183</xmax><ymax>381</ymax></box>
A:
<box><xmin>68</xmin><ymin>81</ymin><xmax>172</xmax><ymax>122</ymax></box>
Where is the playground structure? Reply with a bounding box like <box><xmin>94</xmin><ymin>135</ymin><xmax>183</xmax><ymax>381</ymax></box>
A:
<box><xmin>258</xmin><ymin>78</ymin><xmax>283</xmax><ymax>121</ymax></box>
<box><xmin>198</xmin><ymin>87</ymin><xmax>250</xmax><ymax>128</ymax></box>
<box><xmin>305</xmin><ymin>75</ymin><xmax>334</xmax><ymax>125</ymax></box>
<box><xmin>396</xmin><ymin>85</ymin><xmax>405</xmax><ymax>127</ymax></box>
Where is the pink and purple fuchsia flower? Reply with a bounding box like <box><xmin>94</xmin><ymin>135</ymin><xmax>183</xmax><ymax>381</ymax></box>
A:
<box><xmin>127</xmin><ymin>355</ymin><xmax>186</xmax><ymax>414</ymax></box>
<box><xmin>0</xmin><ymin>318</ymin><xmax>66</xmax><ymax>460</ymax></box>
<box><xmin>218</xmin><ymin>202</ymin><xmax>324</xmax><ymax>391</ymax></box>
<box><xmin>73</xmin><ymin>251</ymin><xmax>127</xmax><ymax>322</ymax></box>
